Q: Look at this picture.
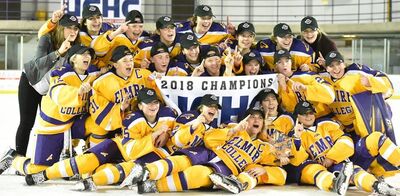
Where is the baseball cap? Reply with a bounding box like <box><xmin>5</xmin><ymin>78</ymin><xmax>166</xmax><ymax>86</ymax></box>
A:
<box><xmin>150</xmin><ymin>42</ymin><xmax>169</xmax><ymax>57</ymax></box>
<box><xmin>258</xmin><ymin>88</ymin><xmax>279</xmax><ymax>102</ymax></box>
<box><xmin>301</xmin><ymin>16</ymin><xmax>318</xmax><ymax>31</ymax></box>
<box><xmin>137</xmin><ymin>88</ymin><xmax>159</xmax><ymax>104</ymax></box>
<box><xmin>200</xmin><ymin>94</ymin><xmax>222</xmax><ymax>109</ymax></box>
<box><xmin>201</xmin><ymin>46</ymin><xmax>221</xmax><ymax>60</ymax></box>
<box><xmin>110</xmin><ymin>46</ymin><xmax>133</xmax><ymax>62</ymax></box>
<box><xmin>273</xmin><ymin>23</ymin><xmax>294</xmax><ymax>37</ymax></box>
<box><xmin>325</xmin><ymin>51</ymin><xmax>344</xmax><ymax>66</ymax></box>
<box><xmin>243</xmin><ymin>51</ymin><xmax>263</xmax><ymax>65</ymax></box>
<box><xmin>294</xmin><ymin>101</ymin><xmax>316</xmax><ymax>116</ymax></box>
<box><xmin>180</xmin><ymin>33</ymin><xmax>199</xmax><ymax>49</ymax></box>
<box><xmin>274</xmin><ymin>49</ymin><xmax>291</xmax><ymax>64</ymax></box>
<box><xmin>59</xmin><ymin>14</ymin><xmax>79</xmax><ymax>27</ymax></box>
<box><xmin>67</xmin><ymin>45</ymin><xmax>95</xmax><ymax>64</ymax></box>
<box><xmin>237</xmin><ymin>22</ymin><xmax>255</xmax><ymax>35</ymax></box>
<box><xmin>194</xmin><ymin>5</ymin><xmax>215</xmax><ymax>17</ymax></box>
<box><xmin>82</xmin><ymin>5</ymin><xmax>102</xmax><ymax>18</ymax></box>
<box><xmin>125</xmin><ymin>10</ymin><xmax>144</xmax><ymax>24</ymax></box>
<box><xmin>245</xmin><ymin>107</ymin><xmax>265</xmax><ymax>119</ymax></box>
<box><xmin>156</xmin><ymin>16</ymin><xmax>176</xmax><ymax>29</ymax></box>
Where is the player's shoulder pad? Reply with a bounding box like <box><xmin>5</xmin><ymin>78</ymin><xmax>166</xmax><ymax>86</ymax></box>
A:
<box><xmin>176</xmin><ymin>21</ymin><xmax>191</xmax><ymax>32</ymax></box>
<box><xmin>138</xmin><ymin>38</ymin><xmax>155</xmax><ymax>48</ymax></box>
<box><xmin>291</xmin><ymin>38</ymin><xmax>313</xmax><ymax>54</ymax></box>
<box><xmin>292</xmin><ymin>70</ymin><xmax>316</xmax><ymax>77</ymax></box>
<box><xmin>87</xmin><ymin>64</ymin><xmax>101</xmax><ymax>74</ymax></box>
<box><xmin>346</xmin><ymin>63</ymin><xmax>383</xmax><ymax>76</ymax></box>
<box><xmin>209</xmin><ymin>22</ymin><xmax>226</xmax><ymax>31</ymax></box>
<box><xmin>132</xmin><ymin>67</ymin><xmax>152</xmax><ymax>76</ymax></box>
<box><xmin>92</xmin><ymin>71</ymin><xmax>115</xmax><ymax>86</ymax></box>
<box><xmin>315</xmin><ymin>117</ymin><xmax>340</xmax><ymax>127</ymax></box>
<box><xmin>101</xmin><ymin>22</ymin><xmax>115</xmax><ymax>32</ymax></box>
<box><xmin>159</xmin><ymin>106</ymin><xmax>178</xmax><ymax>118</ymax></box>
<box><xmin>176</xmin><ymin>110</ymin><xmax>199</xmax><ymax>124</ymax></box>
<box><xmin>256</xmin><ymin>39</ymin><xmax>275</xmax><ymax>50</ymax></box>
<box><xmin>50</xmin><ymin>64</ymin><xmax>74</xmax><ymax>77</ymax></box>
<box><xmin>123</xmin><ymin>111</ymin><xmax>145</xmax><ymax>126</ymax></box>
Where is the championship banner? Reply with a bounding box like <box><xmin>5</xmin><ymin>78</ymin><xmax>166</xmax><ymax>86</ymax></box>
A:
<box><xmin>64</xmin><ymin>0</ymin><xmax>141</xmax><ymax>23</ymax></box>
<box><xmin>156</xmin><ymin>75</ymin><xmax>278</xmax><ymax>125</ymax></box>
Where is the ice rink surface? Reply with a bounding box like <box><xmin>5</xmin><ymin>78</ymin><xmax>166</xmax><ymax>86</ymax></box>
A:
<box><xmin>0</xmin><ymin>94</ymin><xmax>399</xmax><ymax>195</ymax></box>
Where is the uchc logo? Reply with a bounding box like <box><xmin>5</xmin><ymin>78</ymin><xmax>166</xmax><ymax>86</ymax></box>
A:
<box><xmin>89</xmin><ymin>6</ymin><xmax>96</xmax><ymax>11</ymax></box>
<box><xmin>305</xmin><ymin>18</ymin><xmax>312</xmax><ymax>24</ymax></box>
<box><xmin>282</xmin><ymin>24</ymin><xmax>288</xmax><ymax>30</ymax></box>
<box><xmin>329</xmin><ymin>53</ymin><xmax>337</xmax><ymax>58</ymax></box>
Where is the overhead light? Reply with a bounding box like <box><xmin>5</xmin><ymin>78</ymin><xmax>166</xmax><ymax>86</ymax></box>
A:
<box><xmin>342</xmin><ymin>35</ymin><xmax>356</xmax><ymax>38</ymax></box>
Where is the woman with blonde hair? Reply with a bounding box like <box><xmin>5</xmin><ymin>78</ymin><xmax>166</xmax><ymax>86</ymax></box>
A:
<box><xmin>15</xmin><ymin>14</ymin><xmax>80</xmax><ymax>157</ymax></box>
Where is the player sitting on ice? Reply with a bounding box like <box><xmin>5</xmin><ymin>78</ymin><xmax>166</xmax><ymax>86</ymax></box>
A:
<box><xmin>320</xmin><ymin>51</ymin><xmax>399</xmax><ymax>173</ymax></box>
<box><xmin>127</xmin><ymin>107</ymin><xmax>270</xmax><ymax>194</ymax></box>
<box><xmin>119</xmin><ymin>93</ymin><xmax>222</xmax><ymax>188</ymax></box>
<box><xmin>209</xmin><ymin>88</ymin><xmax>294</xmax><ymax>193</ymax></box>
<box><xmin>74</xmin><ymin>93</ymin><xmax>222</xmax><ymax>191</ymax></box>
<box><xmin>320</xmin><ymin>51</ymin><xmax>400</xmax><ymax>195</ymax></box>
<box><xmin>0</xmin><ymin>45</ymin><xmax>97</xmax><ymax>176</ymax></box>
<box><xmin>210</xmin><ymin>94</ymin><xmax>353</xmax><ymax>195</ymax></box>
<box><xmin>23</xmin><ymin>87</ymin><xmax>176</xmax><ymax>190</ymax></box>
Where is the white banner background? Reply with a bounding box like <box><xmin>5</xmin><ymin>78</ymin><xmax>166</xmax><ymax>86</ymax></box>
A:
<box><xmin>156</xmin><ymin>75</ymin><xmax>278</xmax><ymax>125</ymax></box>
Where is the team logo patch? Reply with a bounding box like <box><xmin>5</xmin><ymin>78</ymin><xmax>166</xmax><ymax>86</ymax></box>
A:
<box><xmin>243</xmin><ymin>23</ymin><xmax>250</xmax><ymax>28</ymax></box>
<box><xmin>282</xmin><ymin>24</ymin><xmax>288</xmax><ymax>30</ymax></box>
<box><xmin>203</xmin><ymin>6</ymin><xmax>210</xmax><ymax>11</ymax></box>
<box><xmin>147</xmin><ymin>90</ymin><xmax>154</xmax><ymax>96</ymax></box>
<box><xmin>157</xmin><ymin>48</ymin><xmax>166</xmax><ymax>53</ymax></box>
<box><xmin>302</xmin><ymin>102</ymin><xmax>310</xmax><ymax>107</ymax></box>
<box><xmin>100</xmin><ymin>152</ymin><xmax>108</xmax><ymax>157</ymax></box>
<box><xmin>304</xmin><ymin>18</ymin><xmax>312</xmax><ymax>24</ymax></box>
<box><xmin>329</xmin><ymin>52</ymin><xmax>337</xmax><ymax>58</ymax></box>
<box><xmin>189</xmin><ymin>150</ymin><xmax>198</xmax><ymax>155</ymax></box>
<box><xmin>163</xmin><ymin>16</ymin><xmax>171</xmax><ymax>21</ymax></box>
<box><xmin>187</xmin><ymin>34</ymin><xmax>194</xmax><ymax>40</ymax></box>
<box><xmin>89</xmin><ymin>6</ymin><xmax>96</xmax><ymax>11</ymax></box>
<box><xmin>70</xmin><ymin>16</ymin><xmax>77</xmax><ymax>21</ymax></box>
<box><xmin>207</xmin><ymin>51</ymin><xmax>216</xmax><ymax>56</ymax></box>
<box><xmin>264</xmin><ymin>88</ymin><xmax>272</xmax><ymax>93</ymax></box>
<box><xmin>211</xmin><ymin>95</ymin><xmax>218</xmax><ymax>100</ymax></box>
<box><xmin>385</xmin><ymin>119</ymin><xmax>393</xmax><ymax>130</ymax></box>
<box><xmin>249</xmin><ymin>52</ymin><xmax>256</xmax><ymax>57</ymax></box>
<box><xmin>278</xmin><ymin>49</ymin><xmax>285</xmax><ymax>54</ymax></box>
<box><xmin>46</xmin><ymin>154</ymin><xmax>53</xmax><ymax>161</ymax></box>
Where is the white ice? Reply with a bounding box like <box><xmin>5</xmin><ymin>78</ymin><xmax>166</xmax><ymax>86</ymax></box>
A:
<box><xmin>0</xmin><ymin>94</ymin><xmax>399</xmax><ymax>195</ymax></box>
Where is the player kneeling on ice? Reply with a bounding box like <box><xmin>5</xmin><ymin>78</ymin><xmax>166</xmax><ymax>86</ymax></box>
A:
<box><xmin>22</xmin><ymin>87</ymin><xmax>176</xmax><ymax>190</ymax></box>
<box><xmin>0</xmin><ymin>45</ymin><xmax>97</xmax><ymax>176</ymax></box>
